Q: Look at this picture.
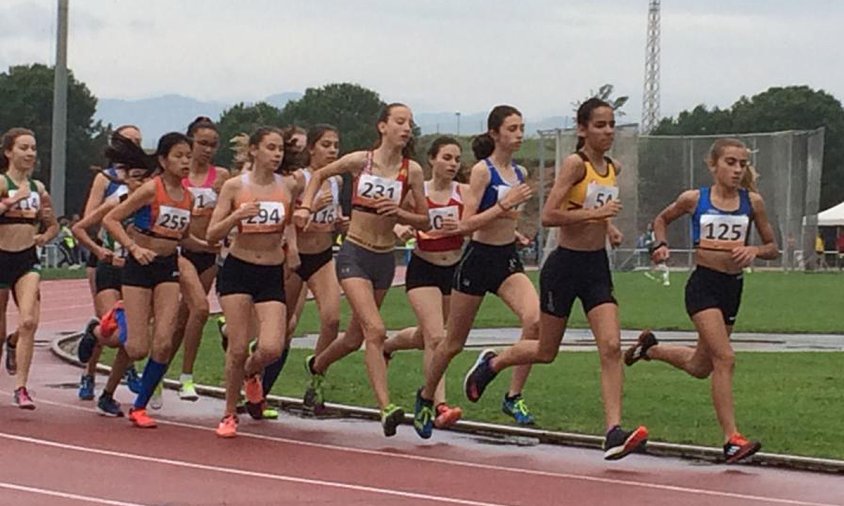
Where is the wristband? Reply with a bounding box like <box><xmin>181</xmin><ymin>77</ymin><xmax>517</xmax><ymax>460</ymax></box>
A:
<box><xmin>497</xmin><ymin>201</ymin><xmax>511</xmax><ymax>212</ymax></box>
<box><xmin>649</xmin><ymin>241</ymin><xmax>668</xmax><ymax>253</ymax></box>
<box><xmin>295</xmin><ymin>205</ymin><xmax>312</xmax><ymax>213</ymax></box>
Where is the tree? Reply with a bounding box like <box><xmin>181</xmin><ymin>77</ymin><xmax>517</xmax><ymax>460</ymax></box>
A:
<box><xmin>573</xmin><ymin>84</ymin><xmax>629</xmax><ymax>117</ymax></box>
<box><xmin>0</xmin><ymin>64</ymin><xmax>109</xmax><ymax>215</ymax></box>
<box><xmin>215</xmin><ymin>102</ymin><xmax>284</xmax><ymax>168</ymax></box>
<box><xmin>279</xmin><ymin>83</ymin><xmax>386</xmax><ymax>153</ymax></box>
<box><xmin>653</xmin><ymin>86</ymin><xmax>844</xmax><ymax>209</ymax></box>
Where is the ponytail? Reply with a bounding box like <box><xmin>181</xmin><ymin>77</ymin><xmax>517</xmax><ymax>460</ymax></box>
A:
<box><xmin>471</xmin><ymin>133</ymin><xmax>495</xmax><ymax>161</ymax></box>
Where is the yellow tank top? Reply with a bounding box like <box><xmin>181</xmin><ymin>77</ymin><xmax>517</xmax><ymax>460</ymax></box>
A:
<box><xmin>564</xmin><ymin>152</ymin><xmax>618</xmax><ymax>210</ymax></box>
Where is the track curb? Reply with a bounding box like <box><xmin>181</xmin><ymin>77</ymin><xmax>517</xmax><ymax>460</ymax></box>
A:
<box><xmin>52</xmin><ymin>334</ymin><xmax>844</xmax><ymax>475</ymax></box>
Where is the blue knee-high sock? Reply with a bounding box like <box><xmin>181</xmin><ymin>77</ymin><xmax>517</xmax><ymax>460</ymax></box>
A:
<box><xmin>134</xmin><ymin>359</ymin><xmax>168</xmax><ymax>409</ymax></box>
<box><xmin>261</xmin><ymin>347</ymin><xmax>290</xmax><ymax>396</ymax></box>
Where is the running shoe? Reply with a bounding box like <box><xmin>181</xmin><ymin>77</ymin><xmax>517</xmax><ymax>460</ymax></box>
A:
<box><xmin>179</xmin><ymin>380</ymin><xmax>199</xmax><ymax>402</ymax></box>
<box><xmin>13</xmin><ymin>386</ymin><xmax>35</xmax><ymax>410</ymax></box>
<box><xmin>603</xmin><ymin>425</ymin><xmax>649</xmax><ymax>460</ymax></box>
<box><xmin>434</xmin><ymin>403</ymin><xmax>463</xmax><ymax>429</ymax></box>
<box><xmin>78</xmin><ymin>374</ymin><xmax>95</xmax><ymax>401</ymax></box>
<box><xmin>128</xmin><ymin>407</ymin><xmax>157</xmax><ymax>428</ymax></box>
<box><xmin>124</xmin><ymin>365</ymin><xmax>143</xmax><ymax>394</ymax></box>
<box><xmin>624</xmin><ymin>330</ymin><xmax>658</xmax><ymax>366</ymax></box>
<box><xmin>217</xmin><ymin>316</ymin><xmax>228</xmax><ymax>352</ymax></box>
<box><xmin>381</xmin><ymin>403</ymin><xmax>405</xmax><ymax>437</ymax></box>
<box><xmin>77</xmin><ymin>317</ymin><xmax>99</xmax><ymax>363</ymax></box>
<box><xmin>243</xmin><ymin>375</ymin><xmax>264</xmax><ymax>420</ymax></box>
<box><xmin>413</xmin><ymin>388</ymin><xmax>434</xmax><ymax>439</ymax></box>
<box><xmin>723</xmin><ymin>433</ymin><xmax>762</xmax><ymax>464</ymax></box>
<box><xmin>97</xmin><ymin>392</ymin><xmax>124</xmax><ymax>417</ymax></box>
<box><xmin>464</xmin><ymin>348</ymin><xmax>498</xmax><ymax>402</ymax></box>
<box><xmin>216</xmin><ymin>414</ymin><xmax>239</xmax><ymax>438</ymax></box>
<box><xmin>262</xmin><ymin>404</ymin><xmax>279</xmax><ymax>420</ymax></box>
<box><xmin>303</xmin><ymin>355</ymin><xmax>326</xmax><ymax>415</ymax></box>
<box><xmin>502</xmin><ymin>394</ymin><xmax>535</xmax><ymax>426</ymax></box>
<box><xmin>5</xmin><ymin>334</ymin><xmax>17</xmax><ymax>376</ymax></box>
<box><xmin>150</xmin><ymin>382</ymin><xmax>164</xmax><ymax>410</ymax></box>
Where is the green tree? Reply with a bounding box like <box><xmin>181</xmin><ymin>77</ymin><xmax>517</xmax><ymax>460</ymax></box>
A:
<box><xmin>0</xmin><ymin>64</ymin><xmax>109</xmax><ymax>215</ymax></box>
<box><xmin>215</xmin><ymin>102</ymin><xmax>284</xmax><ymax>168</ymax></box>
<box><xmin>573</xmin><ymin>84</ymin><xmax>629</xmax><ymax>117</ymax></box>
<box><xmin>279</xmin><ymin>83</ymin><xmax>386</xmax><ymax>154</ymax></box>
<box><xmin>653</xmin><ymin>86</ymin><xmax>844</xmax><ymax>209</ymax></box>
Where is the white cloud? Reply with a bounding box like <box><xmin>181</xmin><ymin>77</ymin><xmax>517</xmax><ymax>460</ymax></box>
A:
<box><xmin>1</xmin><ymin>0</ymin><xmax>842</xmax><ymax>122</ymax></box>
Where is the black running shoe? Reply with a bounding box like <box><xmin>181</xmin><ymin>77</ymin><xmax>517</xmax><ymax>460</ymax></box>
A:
<box><xmin>464</xmin><ymin>349</ymin><xmax>498</xmax><ymax>402</ymax></box>
<box><xmin>78</xmin><ymin>318</ymin><xmax>100</xmax><ymax>363</ymax></box>
<box><xmin>624</xmin><ymin>330</ymin><xmax>658</xmax><ymax>366</ymax></box>
<box><xmin>603</xmin><ymin>425</ymin><xmax>649</xmax><ymax>460</ymax></box>
<box><xmin>723</xmin><ymin>434</ymin><xmax>762</xmax><ymax>464</ymax></box>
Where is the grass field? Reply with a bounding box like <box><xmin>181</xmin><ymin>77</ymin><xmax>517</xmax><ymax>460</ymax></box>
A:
<box><xmin>40</xmin><ymin>267</ymin><xmax>88</xmax><ymax>280</ymax></box>
<box><xmin>290</xmin><ymin>271</ymin><xmax>844</xmax><ymax>334</ymax></box>
<box><xmin>163</xmin><ymin>342</ymin><xmax>843</xmax><ymax>460</ymax></box>
<box><xmin>108</xmin><ymin>270</ymin><xmax>843</xmax><ymax>460</ymax></box>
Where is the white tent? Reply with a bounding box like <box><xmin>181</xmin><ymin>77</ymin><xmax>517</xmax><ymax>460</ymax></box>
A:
<box><xmin>817</xmin><ymin>202</ymin><xmax>844</xmax><ymax>227</ymax></box>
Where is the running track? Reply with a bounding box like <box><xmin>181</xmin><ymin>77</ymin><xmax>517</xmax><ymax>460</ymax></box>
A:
<box><xmin>0</xmin><ymin>279</ymin><xmax>842</xmax><ymax>505</ymax></box>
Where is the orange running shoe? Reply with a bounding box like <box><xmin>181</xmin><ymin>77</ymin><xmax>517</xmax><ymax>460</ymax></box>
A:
<box><xmin>128</xmin><ymin>408</ymin><xmax>157</xmax><ymax>428</ymax></box>
<box><xmin>216</xmin><ymin>414</ymin><xmax>238</xmax><ymax>438</ymax></box>
<box><xmin>243</xmin><ymin>375</ymin><xmax>264</xmax><ymax>420</ymax></box>
<box><xmin>434</xmin><ymin>403</ymin><xmax>463</xmax><ymax>429</ymax></box>
<box><xmin>724</xmin><ymin>433</ymin><xmax>762</xmax><ymax>464</ymax></box>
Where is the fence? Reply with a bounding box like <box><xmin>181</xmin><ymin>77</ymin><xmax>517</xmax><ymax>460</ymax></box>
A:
<box><xmin>536</xmin><ymin>127</ymin><xmax>826</xmax><ymax>271</ymax></box>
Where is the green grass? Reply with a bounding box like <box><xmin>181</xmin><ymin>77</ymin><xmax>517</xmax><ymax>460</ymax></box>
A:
<box><xmin>98</xmin><ymin>270</ymin><xmax>843</xmax><ymax>459</ymax></box>
<box><xmin>160</xmin><ymin>337</ymin><xmax>843</xmax><ymax>460</ymax></box>
<box><xmin>40</xmin><ymin>267</ymin><xmax>88</xmax><ymax>280</ymax></box>
<box><xmin>289</xmin><ymin>271</ymin><xmax>843</xmax><ymax>335</ymax></box>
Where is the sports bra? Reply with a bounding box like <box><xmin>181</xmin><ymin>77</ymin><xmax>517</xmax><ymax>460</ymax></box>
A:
<box><xmin>132</xmin><ymin>176</ymin><xmax>192</xmax><ymax>240</ymax></box>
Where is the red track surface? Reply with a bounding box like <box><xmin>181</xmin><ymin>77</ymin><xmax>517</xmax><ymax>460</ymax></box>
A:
<box><xmin>0</xmin><ymin>278</ymin><xmax>842</xmax><ymax>505</ymax></box>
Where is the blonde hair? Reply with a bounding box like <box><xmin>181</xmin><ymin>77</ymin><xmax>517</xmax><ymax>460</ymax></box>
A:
<box><xmin>741</xmin><ymin>164</ymin><xmax>760</xmax><ymax>193</ymax></box>
<box><xmin>706</xmin><ymin>138</ymin><xmax>747</xmax><ymax>166</ymax></box>
<box><xmin>229</xmin><ymin>133</ymin><xmax>250</xmax><ymax>174</ymax></box>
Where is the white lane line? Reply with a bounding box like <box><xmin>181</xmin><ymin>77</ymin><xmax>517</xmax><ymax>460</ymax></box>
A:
<box><xmin>13</xmin><ymin>392</ymin><xmax>843</xmax><ymax>506</ymax></box>
<box><xmin>0</xmin><ymin>432</ymin><xmax>507</xmax><ymax>506</ymax></box>
<box><xmin>0</xmin><ymin>481</ymin><xmax>145</xmax><ymax>506</ymax></box>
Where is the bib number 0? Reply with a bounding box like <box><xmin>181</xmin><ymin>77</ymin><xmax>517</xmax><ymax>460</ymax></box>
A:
<box><xmin>428</xmin><ymin>205</ymin><xmax>459</xmax><ymax>230</ymax></box>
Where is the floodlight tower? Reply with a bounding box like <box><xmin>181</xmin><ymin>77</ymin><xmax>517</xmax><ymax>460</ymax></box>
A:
<box><xmin>641</xmin><ymin>0</ymin><xmax>661</xmax><ymax>134</ymax></box>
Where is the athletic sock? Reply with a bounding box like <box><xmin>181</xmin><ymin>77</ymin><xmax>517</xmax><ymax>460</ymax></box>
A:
<box><xmin>261</xmin><ymin>348</ymin><xmax>290</xmax><ymax>396</ymax></box>
<box><xmin>179</xmin><ymin>373</ymin><xmax>193</xmax><ymax>384</ymax></box>
<box><xmin>134</xmin><ymin>359</ymin><xmax>168</xmax><ymax>409</ymax></box>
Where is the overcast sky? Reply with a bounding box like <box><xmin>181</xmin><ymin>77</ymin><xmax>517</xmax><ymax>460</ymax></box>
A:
<box><xmin>1</xmin><ymin>0</ymin><xmax>842</xmax><ymax>121</ymax></box>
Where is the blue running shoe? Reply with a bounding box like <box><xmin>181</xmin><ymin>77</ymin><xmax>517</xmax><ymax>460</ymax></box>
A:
<box><xmin>124</xmin><ymin>365</ymin><xmax>142</xmax><ymax>394</ymax></box>
<box><xmin>464</xmin><ymin>348</ymin><xmax>498</xmax><ymax>402</ymax></box>
<box><xmin>502</xmin><ymin>394</ymin><xmax>535</xmax><ymax>426</ymax></box>
<box><xmin>413</xmin><ymin>388</ymin><xmax>434</xmax><ymax>439</ymax></box>
<box><xmin>97</xmin><ymin>392</ymin><xmax>124</xmax><ymax>417</ymax></box>
<box><xmin>78</xmin><ymin>374</ymin><xmax>95</xmax><ymax>401</ymax></box>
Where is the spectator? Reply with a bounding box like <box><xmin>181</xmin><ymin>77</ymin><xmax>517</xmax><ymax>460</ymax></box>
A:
<box><xmin>56</xmin><ymin>216</ymin><xmax>82</xmax><ymax>269</ymax></box>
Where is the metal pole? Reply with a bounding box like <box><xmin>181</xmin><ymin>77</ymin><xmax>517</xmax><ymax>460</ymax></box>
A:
<box><xmin>537</xmin><ymin>132</ymin><xmax>545</xmax><ymax>267</ymax></box>
<box><xmin>49</xmin><ymin>0</ymin><xmax>69</xmax><ymax>216</ymax></box>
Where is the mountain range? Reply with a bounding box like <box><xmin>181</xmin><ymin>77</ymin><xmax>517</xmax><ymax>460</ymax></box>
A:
<box><xmin>95</xmin><ymin>92</ymin><xmax>577</xmax><ymax>145</ymax></box>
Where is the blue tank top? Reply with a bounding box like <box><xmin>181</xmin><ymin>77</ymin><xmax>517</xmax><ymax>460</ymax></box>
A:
<box><xmin>477</xmin><ymin>158</ymin><xmax>525</xmax><ymax>212</ymax></box>
<box><xmin>104</xmin><ymin>166</ymin><xmax>126</xmax><ymax>198</ymax></box>
<box><xmin>691</xmin><ymin>186</ymin><xmax>753</xmax><ymax>248</ymax></box>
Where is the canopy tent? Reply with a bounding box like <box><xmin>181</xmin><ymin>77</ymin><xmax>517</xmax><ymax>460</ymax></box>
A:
<box><xmin>816</xmin><ymin>202</ymin><xmax>844</xmax><ymax>227</ymax></box>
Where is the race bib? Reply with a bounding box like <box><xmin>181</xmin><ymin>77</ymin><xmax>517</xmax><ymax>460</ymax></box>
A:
<box><xmin>307</xmin><ymin>204</ymin><xmax>338</xmax><ymax>233</ymax></box>
<box><xmin>584</xmin><ymin>182</ymin><xmax>619</xmax><ymax>210</ymax></box>
<box><xmin>241</xmin><ymin>201</ymin><xmax>286</xmax><ymax>233</ymax></box>
<box><xmin>112</xmin><ymin>185</ymin><xmax>129</xmax><ymax>199</ymax></box>
<box><xmin>356</xmin><ymin>174</ymin><xmax>403</xmax><ymax>205</ymax></box>
<box><xmin>153</xmin><ymin>205</ymin><xmax>190</xmax><ymax>238</ymax></box>
<box><xmin>428</xmin><ymin>205</ymin><xmax>459</xmax><ymax>231</ymax></box>
<box><xmin>189</xmin><ymin>187</ymin><xmax>217</xmax><ymax>215</ymax></box>
<box><xmin>496</xmin><ymin>185</ymin><xmax>524</xmax><ymax>213</ymax></box>
<box><xmin>699</xmin><ymin>214</ymin><xmax>750</xmax><ymax>251</ymax></box>
<box><xmin>6</xmin><ymin>189</ymin><xmax>40</xmax><ymax>218</ymax></box>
